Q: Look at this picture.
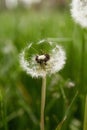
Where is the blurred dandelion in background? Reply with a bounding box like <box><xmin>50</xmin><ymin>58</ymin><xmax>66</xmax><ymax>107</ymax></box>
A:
<box><xmin>71</xmin><ymin>0</ymin><xmax>87</xmax><ymax>27</ymax></box>
<box><xmin>5</xmin><ymin>0</ymin><xmax>18</xmax><ymax>9</ymax></box>
<box><xmin>21</xmin><ymin>0</ymin><xmax>41</xmax><ymax>8</ymax></box>
<box><xmin>71</xmin><ymin>1</ymin><xmax>87</xmax><ymax>130</ymax></box>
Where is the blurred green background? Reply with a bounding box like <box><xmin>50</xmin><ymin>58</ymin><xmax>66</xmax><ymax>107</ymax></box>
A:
<box><xmin>0</xmin><ymin>0</ymin><xmax>87</xmax><ymax>130</ymax></box>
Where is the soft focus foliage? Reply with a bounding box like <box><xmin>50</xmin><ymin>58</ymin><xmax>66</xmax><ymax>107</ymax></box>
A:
<box><xmin>0</xmin><ymin>8</ymin><xmax>87</xmax><ymax>130</ymax></box>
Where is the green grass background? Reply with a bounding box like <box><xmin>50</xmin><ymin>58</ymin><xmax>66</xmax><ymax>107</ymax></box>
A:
<box><xmin>0</xmin><ymin>9</ymin><xmax>87</xmax><ymax>130</ymax></box>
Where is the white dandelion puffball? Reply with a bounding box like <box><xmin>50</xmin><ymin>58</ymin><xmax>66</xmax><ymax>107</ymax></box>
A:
<box><xmin>20</xmin><ymin>39</ymin><xmax>66</xmax><ymax>78</ymax></box>
<box><xmin>71</xmin><ymin>0</ymin><xmax>87</xmax><ymax>27</ymax></box>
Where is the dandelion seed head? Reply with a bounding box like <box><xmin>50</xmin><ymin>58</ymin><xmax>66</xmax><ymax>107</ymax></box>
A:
<box><xmin>71</xmin><ymin>0</ymin><xmax>87</xmax><ymax>27</ymax></box>
<box><xmin>20</xmin><ymin>40</ymin><xmax>66</xmax><ymax>78</ymax></box>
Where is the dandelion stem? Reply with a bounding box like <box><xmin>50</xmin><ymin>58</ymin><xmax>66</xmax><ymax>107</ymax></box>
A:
<box><xmin>80</xmin><ymin>28</ymin><xmax>85</xmax><ymax>91</ymax></box>
<box><xmin>40</xmin><ymin>76</ymin><xmax>46</xmax><ymax>130</ymax></box>
<box><xmin>80</xmin><ymin>29</ymin><xmax>87</xmax><ymax>130</ymax></box>
<box><xmin>83</xmin><ymin>95</ymin><xmax>87</xmax><ymax>130</ymax></box>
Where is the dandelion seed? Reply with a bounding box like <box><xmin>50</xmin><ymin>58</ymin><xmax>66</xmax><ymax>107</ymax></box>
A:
<box><xmin>66</xmin><ymin>81</ymin><xmax>75</xmax><ymax>88</ymax></box>
<box><xmin>20</xmin><ymin>39</ymin><xmax>66</xmax><ymax>78</ymax></box>
<box><xmin>71</xmin><ymin>0</ymin><xmax>87</xmax><ymax>27</ymax></box>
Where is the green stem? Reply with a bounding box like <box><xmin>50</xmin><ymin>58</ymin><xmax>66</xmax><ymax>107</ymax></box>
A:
<box><xmin>80</xmin><ymin>29</ymin><xmax>85</xmax><ymax>91</ymax></box>
<box><xmin>40</xmin><ymin>76</ymin><xmax>46</xmax><ymax>130</ymax></box>
<box><xmin>0</xmin><ymin>88</ymin><xmax>8</xmax><ymax>130</ymax></box>
<box><xmin>80</xmin><ymin>29</ymin><xmax>87</xmax><ymax>130</ymax></box>
<box><xmin>59</xmin><ymin>85</ymin><xmax>67</xmax><ymax>105</ymax></box>
<box><xmin>83</xmin><ymin>95</ymin><xmax>87</xmax><ymax>130</ymax></box>
<box><xmin>55</xmin><ymin>91</ymin><xmax>78</xmax><ymax>130</ymax></box>
<box><xmin>3</xmin><ymin>100</ymin><xmax>8</xmax><ymax>130</ymax></box>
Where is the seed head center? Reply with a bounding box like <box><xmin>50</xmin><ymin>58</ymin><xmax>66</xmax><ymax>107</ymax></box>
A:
<box><xmin>35</xmin><ymin>54</ymin><xmax>50</xmax><ymax>65</ymax></box>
